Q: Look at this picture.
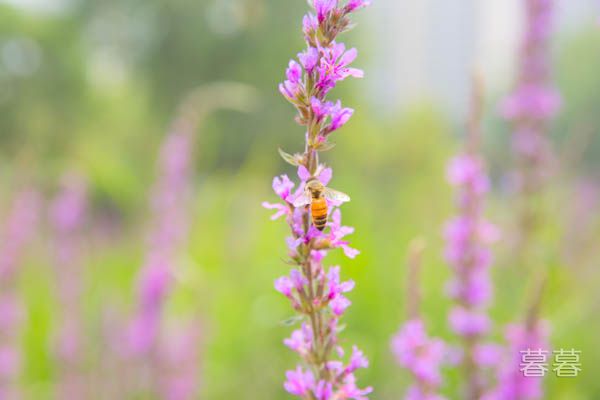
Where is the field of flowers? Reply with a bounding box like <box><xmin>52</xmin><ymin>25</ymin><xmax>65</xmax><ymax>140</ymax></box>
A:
<box><xmin>0</xmin><ymin>0</ymin><xmax>599</xmax><ymax>399</ymax></box>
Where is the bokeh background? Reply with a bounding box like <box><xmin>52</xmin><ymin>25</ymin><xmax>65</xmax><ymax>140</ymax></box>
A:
<box><xmin>0</xmin><ymin>0</ymin><xmax>599</xmax><ymax>398</ymax></box>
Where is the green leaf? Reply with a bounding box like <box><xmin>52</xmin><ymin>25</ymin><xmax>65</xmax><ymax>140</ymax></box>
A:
<box><xmin>314</xmin><ymin>141</ymin><xmax>336</xmax><ymax>152</ymax></box>
<box><xmin>278</xmin><ymin>147</ymin><xmax>303</xmax><ymax>166</ymax></box>
<box><xmin>280</xmin><ymin>315</ymin><xmax>305</xmax><ymax>326</ymax></box>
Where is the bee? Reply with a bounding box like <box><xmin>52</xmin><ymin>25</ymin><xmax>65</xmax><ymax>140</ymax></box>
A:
<box><xmin>293</xmin><ymin>177</ymin><xmax>350</xmax><ymax>231</ymax></box>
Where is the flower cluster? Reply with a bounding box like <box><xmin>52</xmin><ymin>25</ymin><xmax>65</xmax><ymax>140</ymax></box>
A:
<box><xmin>126</xmin><ymin>131</ymin><xmax>192</xmax><ymax>357</ymax></box>
<box><xmin>0</xmin><ymin>189</ymin><xmax>40</xmax><ymax>399</ymax></box>
<box><xmin>501</xmin><ymin>0</ymin><xmax>560</xmax><ymax>196</ymax></box>
<box><xmin>444</xmin><ymin>153</ymin><xmax>500</xmax><ymax>398</ymax></box>
<box><xmin>267</xmin><ymin>164</ymin><xmax>369</xmax><ymax>399</ymax></box>
<box><xmin>124</xmin><ymin>120</ymin><xmax>199</xmax><ymax>399</ymax></box>
<box><xmin>49</xmin><ymin>173</ymin><xmax>88</xmax><ymax>399</ymax></box>
<box><xmin>391</xmin><ymin>319</ymin><xmax>447</xmax><ymax>400</ymax></box>
<box><xmin>268</xmin><ymin>1</ymin><xmax>371</xmax><ymax>398</ymax></box>
<box><xmin>278</xmin><ymin>0</ymin><xmax>369</xmax><ymax>162</ymax></box>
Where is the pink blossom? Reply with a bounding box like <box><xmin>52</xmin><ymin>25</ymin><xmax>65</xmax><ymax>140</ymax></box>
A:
<box><xmin>284</xmin><ymin>366</ymin><xmax>315</xmax><ymax>396</ymax></box>
<box><xmin>330</xmin><ymin>295</ymin><xmax>352</xmax><ymax>316</ymax></box>
<box><xmin>284</xmin><ymin>324</ymin><xmax>313</xmax><ymax>357</ymax></box>
<box><xmin>448</xmin><ymin>307</ymin><xmax>490</xmax><ymax>337</ymax></box>
<box><xmin>314</xmin><ymin>380</ymin><xmax>334</xmax><ymax>400</ymax></box>
<box><xmin>313</xmin><ymin>0</ymin><xmax>336</xmax><ymax>22</ymax></box>
<box><xmin>299</xmin><ymin>47</ymin><xmax>320</xmax><ymax>73</ymax></box>
<box><xmin>391</xmin><ymin>319</ymin><xmax>447</xmax><ymax>387</ymax></box>
<box><xmin>487</xmin><ymin>322</ymin><xmax>550</xmax><ymax>400</ymax></box>
<box><xmin>275</xmin><ymin>276</ymin><xmax>294</xmax><ymax>297</ymax></box>
<box><xmin>346</xmin><ymin>346</ymin><xmax>369</xmax><ymax>373</ymax></box>
<box><xmin>316</xmin><ymin>43</ymin><xmax>364</xmax><ymax>95</ymax></box>
<box><xmin>345</xmin><ymin>0</ymin><xmax>372</xmax><ymax>13</ymax></box>
<box><xmin>336</xmin><ymin>374</ymin><xmax>373</xmax><ymax>400</ymax></box>
<box><xmin>501</xmin><ymin>84</ymin><xmax>561</xmax><ymax>121</ymax></box>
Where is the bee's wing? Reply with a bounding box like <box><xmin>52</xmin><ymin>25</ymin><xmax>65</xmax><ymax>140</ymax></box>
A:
<box><xmin>323</xmin><ymin>188</ymin><xmax>350</xmax><ymax>203</ymax></box>
<box><xmin>293</xmin><ymin>192</ymin><xmax>312</xmax><ymax>208</ymax></box>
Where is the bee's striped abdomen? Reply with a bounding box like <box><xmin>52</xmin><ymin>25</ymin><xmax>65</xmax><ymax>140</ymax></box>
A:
<box><xmin>311</xmin><ymin>197</ymin><xmax>328</xmax><ymax>231</ymax></box>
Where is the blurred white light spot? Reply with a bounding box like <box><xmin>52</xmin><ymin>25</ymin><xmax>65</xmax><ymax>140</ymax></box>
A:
<box><xmin>1</xmin><ymin>37</ymin><xmax>42</xmax><ymax>77</ymax></box>
<box><xmin>87</xmin><ymin>47</ymin><xmax>127</xmax><ymax>89</ymax></box>
<box><xmin>206</xmin><ymin>0</ymin><xmax>246</xmax><ymax>36</ymax></box>
<box><xmin>0</xmin><ymin>0</ymin><xmax>71</xmax><ymax>15</ymax></box>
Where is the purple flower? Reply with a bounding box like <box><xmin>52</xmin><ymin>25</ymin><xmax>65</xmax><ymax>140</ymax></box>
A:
<box><xmin>284</xmin><ymin>324</ymin><xmax>313</xmax><ymax>357</ymax></box>
<box><xmin>345</xmin><ymin>0</ymin><xmax>372</xmax><ymax>13</ymax></box>
<box><xmin>314</xmin><ymin>380</ymin><xmax>334</xmax><ymax>400</ymax></box>
<box><xmin>326</xmin><ymin>209</ymin><xmax>359</xmax><ymax>258</ymax></box>
<box><xmin>326</xmin><ymin>101</ymin><xmax>354</xmax><ymax>134</ymax></box>
<box><xmin>286</xmin><ymin>60</ymin><xmax>303</xmax><ymax>83</ymax></box>
<box><xmin>327</xmin><ymin>266</ymin><xmax>355</xmax><ymax>299</ymax></box>
<box><xmin>316</xmin><ymin>43</ymin><xmax>364</xmax><ymax>95</ymax></box>
<box><xmin>279</xmin><ymin>79</ymin><xmax>302</xmax><ymax>102</ymax></box>
<box><xmin>486</xmin><ymin>322</ymin><xmax>550</xmax><ymax>400</ymax></box>
<box><xmin>297</xmin><ymin>165</ymin><xmax>333</xmax><ymax>188</ymax></box>
<box><xmin>274</xmin><ymin>174</ymin><xmax>296</xmax><ymax>201</ymax></box>
<box><xmin>446</xmin><ymin>155</ymin><xmax>489</xmax><ymax>195</ymax></box>
<box><xmin>273</xmin><ymin>0</ymin><xmax>370</xmax><ymax>396</ymax></box>
<box><xmin>313</xmin><ymin>0</ymin><xmax>336</xmax><ymax>22</ymax></box>
<box><xmin>448</xmin><ymin>306</ymin><xmax>490</xmax><ymax>337</ymax></box>
<box><xmin>346</xmin><ymin>346</ymin><xmax>369</xmax><ymax>373</ymax></box>
<box><xmin>502</xmin><ymin>0</ymin><xmax>560</xmax><ymax>203</ymax></box>
<box><xmin>284</xmin><ymin>366</ymin><xmax>315</xmax><ymax>396</ymax></box>
<box><xmin>391</xmin><ymin>319</ymin><xmax>447</xmax><ymax>387</ymax></box>
<box><xmin>290</xmin><ymin>269</ymin><xmax>309</xmax><ymax>290</ymax></box>
<box><xmin>302</xmin><ymin>13</ymin><xmax>319</xmax><ymax>40</ymax></box>
<box><xmin>275</xmin><ymin>276</ymin><xmax>294</xmax><ymax>297</ymax></box>
<box><xmin>299</xmin><ymin>47</ymin><xmax>320</xmax><ymax>73</ymax></box>
<box><xmin>501</xmin><ymin>84</ymin><xmax>561</xmax><ymax>121</ymax></box>
<box><xmin>336</xmin><ymin>374</ymin><xmax>373</xmax><ymax>400</ymax></box>
<box><xmin>50</xmin><ymin>173</ymin><xmax>89</xmax><ymax>399</ymax></box>
<box><xmin>262</xmin><ymin>202</ymin><xmax>290</xmax><ymax>220</ymax></box>
<box><xmin>0</xmin><ymin>189</ymin><xmax>39</xmax><ymax>396</ymax></box>
<box><xmin>330</xmin><ymin>295</ymin><xmax>352</xmax><ymax>316</ymax></box>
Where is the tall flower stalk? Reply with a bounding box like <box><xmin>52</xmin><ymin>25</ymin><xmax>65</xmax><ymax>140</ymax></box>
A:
<box><xmin>265</xmin><ymin>1</ymin><xmax>371</xmax><ymax>398</ymax></box>
<box><xmin>49</xmin><ymin>173</ymin><xmax>88</xmax><ymax>399</ymax></box>
<box><xmin>501</xmin><ymin>0</ymin><xmax>560</xmax><ymax>244</ymax></box>
<box><xmin>493</xmin><ymin>1</ymin><xmax>559</xmax><ymax>398</ymax></box>
<box><xmin>391</xmin><ymin>240</ymin><xmax>447</xmax><ymax>400</ymax></box>
<box><xmin>0</xmin><ymin>189</ymin><xmax>40</xmax><ymax>399</ymax></box>
<box><xmin>485</xmin><ymin>277</ymin><xmax>549</xmax><ymax>400</ymax></box>
<box><xmin>444</xmin><ymin>78</ymin><xmax>499</xmax><ymax>400</ymax></box>
<box><xmin>124</xmin><ymin>82</ymin><xmax>256</xmax><ymax>398</ymax></box>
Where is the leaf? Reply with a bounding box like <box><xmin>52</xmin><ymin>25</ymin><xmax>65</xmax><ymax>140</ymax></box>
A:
<box><xmin>314</xmin><ymin>141</ymin><xmax>336</xmax><ymax>152</ymax></box>
<box><xmin>278</xmin><ymin>147</ymin><xmax>303</xmax><ymax>166</ymax></box>
<box><xmin>280</xmin><ymin>315</ymin><xmax>305</xmax><ymax>326</ymax></box>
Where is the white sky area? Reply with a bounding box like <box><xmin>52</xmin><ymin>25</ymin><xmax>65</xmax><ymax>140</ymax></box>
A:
<box><xmin>365</xmin><ymin>0</ymin><xmax>597</xmax><ymax>117</ymax></box>
<box><xmin>2</xmin><ymin>0</ymin><xmax>597</xmax><ymax>117</ymax></box>
<box><xmin>0</xmin><ymin>0</ymin><xmax>71</xmax><ymax>15</ymax></box>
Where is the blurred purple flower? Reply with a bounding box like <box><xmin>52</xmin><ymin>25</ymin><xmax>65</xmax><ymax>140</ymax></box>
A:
<box><xmin>391</xmin><ymin>319</ymin><xmax>447</xmax><ymax>389</ymax></box>
<box><xmin>0</xmin><ymin>188</ymin><xmax>40</xmax><ymax>398</ymax></box>
<box><xmin>484</xmin><ymin>322</ymin><xmax>549</xmax><ymax>400</ymax></box>
<box><xmin>284</xmin><ymin>366</ymin><xmax>315</xmax><ymax>396</ymax></box>
<box><xmin>49</xmin><ymin>173</ymin><xmax>89</xmax><ymax>400</ymax></box>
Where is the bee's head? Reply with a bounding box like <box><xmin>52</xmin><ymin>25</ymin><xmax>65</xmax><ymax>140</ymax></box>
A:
<box><xmin>306</xmin><ymin>178</ymin><xmax>324</xmax><ymax>196</ymax></box>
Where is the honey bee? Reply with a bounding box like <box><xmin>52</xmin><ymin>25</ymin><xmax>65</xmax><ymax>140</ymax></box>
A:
<box><xmin>293</xmin><ymin>177</ymin><xmax>350</xmax><ymax>231</ymax></box>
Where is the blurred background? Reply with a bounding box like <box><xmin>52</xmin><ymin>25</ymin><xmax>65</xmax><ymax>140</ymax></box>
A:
<box><xmin>0</xmin><ymin>0</ymin><xmax>599</xmax><ymax>398</ymax></box>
